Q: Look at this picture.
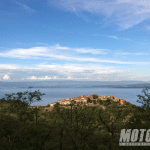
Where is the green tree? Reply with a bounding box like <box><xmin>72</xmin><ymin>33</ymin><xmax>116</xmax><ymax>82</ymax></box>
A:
<box><xmin>0</xmin><ymin>90</ymin><xmax>45</xmax><ymax>125</ymax></box>
<box><xmin>2</xmin><ymin>89</ymin><xmax>150</xmax><ymax>150</ymax></box>
<box><xmin>136</xmin><ymin>87</ymin><xmax>150</xmax><ymax>125</ymax></box>
<box><xmin>87</xmin><ymin>98</ymin><xmax>91</xmax><ymax>103</ymax></box>
<box><xmin>136</xmin><ymin>87</ymin><xmax>150</xmax><ymax>110</ymax></box>
<box><xmin>97</xmin><ymin>100</ymin><xmax>103</xmax><ymax>105</ymax></box>
<box><xmin>0</xmin><ymin>90</ymin><xmax>61</xmax><ymax>150</ymax></box>
<box><xmin>106</xmin><ymin>98</ymin><xmax>111</xmax><ymax>105</ymax></box>
<box><xmin>93</xmin><ymin>94</ymin><xmax>98</xmax><ymax>99</ymax></box>
<box><xmin>52</xmin><ymin>102</ymin><xmax>103</xmax><ymax>149</ymax></box>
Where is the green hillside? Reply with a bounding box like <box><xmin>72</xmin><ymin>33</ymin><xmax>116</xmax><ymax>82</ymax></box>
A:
<box><xmin>0</xmin><ymin>88</ymin><xmax>150</xmax><ymax>150</ymax></box>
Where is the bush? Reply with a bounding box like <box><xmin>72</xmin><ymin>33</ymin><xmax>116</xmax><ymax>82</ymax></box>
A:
<box><xmin>93</xmin><ymin>100</ymin><xmax>96</xmax><ymax>104</ymax></box>
<box><xmin>46</xmin><ymin>104</ymin><xmax>50</xmax><ymax>107</ymax></box>
<box><xmin>106</xmin><ymin>99</ymin><xmax>111</xmax><ymax>102</ymax></box>
<box><xmin>87</xmin><ymin>98</ymin><xmax>91</xmax><ymax>103</ymax></box>
<box><xmin>93</xmin><ymin>94</ymin><xmax>98</xmax><ymax>99</ymax></box>
<box><xmin>126</xmin><ymin>102</ymin><xmax>130</xmax><ymax>105</ymax></box>
<box><xmin>106</xmin><ymin>99</ymin><xmax>111</xmax><ymax>104</ymax></box>
<box><xmin>97</xmin><ymin>100</ymin><xmax>103</xmax><ymax>105</ymax></box>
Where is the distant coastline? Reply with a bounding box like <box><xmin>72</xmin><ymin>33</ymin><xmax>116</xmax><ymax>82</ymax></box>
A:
<box><xmin>1</xmin><ymin>85</ymin><xmax>150</xmax><ymax>89</ymax></box>
<box><xmin>0</xmin><ymin>81</ymin><xmax>150</xmax><ymax>89</ymax></box>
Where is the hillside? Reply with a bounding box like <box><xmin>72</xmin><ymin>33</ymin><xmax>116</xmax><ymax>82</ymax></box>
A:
<box><xmin>0</xmin><ymin>90</ymin><xmax>150</xmax><ymax>150</ymax></box>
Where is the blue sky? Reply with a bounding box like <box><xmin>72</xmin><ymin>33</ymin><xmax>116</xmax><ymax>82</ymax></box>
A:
<box><xmin>0</xmin><ymin>0</ymin><xmax>150</xmax><ymax>82</ymax></box>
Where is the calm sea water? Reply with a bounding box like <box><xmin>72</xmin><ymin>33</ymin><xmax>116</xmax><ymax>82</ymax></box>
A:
<box><xmin>0</xmin><ymin>87</ymin><xmax>147</xmax><ymax>107</ymax></box>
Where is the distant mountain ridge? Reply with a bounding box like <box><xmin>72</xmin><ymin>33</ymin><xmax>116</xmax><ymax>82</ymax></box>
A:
<box><xmin>0</xmin><ymin>80</ymin><xmax>150</xmax><ymax>88</ymax></box>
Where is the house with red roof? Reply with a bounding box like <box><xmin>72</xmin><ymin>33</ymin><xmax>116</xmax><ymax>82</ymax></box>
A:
<box><xmin>120</xmin><ymin>99</ymin><xmax>125</xmax><ymax>105</ymax></box>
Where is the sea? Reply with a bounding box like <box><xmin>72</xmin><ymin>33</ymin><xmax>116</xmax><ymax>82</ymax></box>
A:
<box><xmin>0</xmin><ymin>81</ymin><xmax>148</xmax><ymax>107</ymax></box>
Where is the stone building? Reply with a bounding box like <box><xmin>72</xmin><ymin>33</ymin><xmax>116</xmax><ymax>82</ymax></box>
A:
<box><xmin>63</xmin><ymin>100</ymin><xmax>70</xmax><ymax>105</ymax></box>
<box><xmin>49</xmin><ymin>94</ymin><xmax>125</xmax><ymax>107</ymax></box>
<box><xmin>50</xmin><ymin>103</ymin><xmax>56</xmax><ymax>107</ymax></box>
<box><xmin>113</xmin><ymin>97</ymin><xmax>120</xmax><ymax>102</ymax></box>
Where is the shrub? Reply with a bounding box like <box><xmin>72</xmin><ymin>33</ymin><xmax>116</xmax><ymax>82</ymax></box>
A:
<box><xmin>93</xmin><ymin>94</ymin><xmax>98</xmax><ymax>99</ymax></box>
<box><xmin>97</xmin><ymin>100</ymin><xmax>103</xmax><ymax>105</ymax></box>
<box><xmin>93</xmin><ymin>100</ymin><xmax>96</xmax><ymax>104</ymax></box>
<box><xmin>106</xmin><ymin>99</ymin><xmax>111</xmax><ymax>102</ymax></box>
<box><xmin>87</xmin><ymin>98</ymin><xmax>91</xmax><ymax>103</ymax></box>
<box><xmin>46</xmin><ymin>104</ymin><xmax>50</xmax><ymax>107</ymax></box>
<box><xmin>106</xmin><ymin>98</ymin><xmax>111</xmax><ymax>104</ymax></box>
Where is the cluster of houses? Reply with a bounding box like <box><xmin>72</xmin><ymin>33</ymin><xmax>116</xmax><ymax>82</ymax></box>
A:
<box><xmin>50</xmin><ymin>92</ymin><xmax>126</xmax><ymax>107</ymax></box>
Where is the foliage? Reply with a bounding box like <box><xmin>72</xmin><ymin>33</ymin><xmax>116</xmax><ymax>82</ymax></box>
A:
<box><xmin>1</xmin><ymin>88</ymin><xmax>150</xmax><ymax>150</ymax></box>
<box><xmin>92</xmin><ymin>94</ymin><xmax>98</xmax><ymax>99</ymax></box>
<box><xmin>87</xmin><ymin>98</ymin><xmax>91</xmax><ymax>103</ymax></box>
<box><xmin>46</xmin><ymin>104</ymin><xmax>50</xmax><ymax>107</ymax></box>
<box><xmin>93</xmin><ymin>100</ymin><xmax>96</xmax><ymax>104</ymax></box>
<box><xmin>97</xmin><ymin>100</ymin><xmax>103</xmax><ymax>105</ymax></box>
<box><xmin>106</xmin><ymin>98</ymin><xmax>111</xmax><ymax>104</ymax></box>
<box><xmin>136</xmin><ymin>87</ymin><xmax>150</xmax><ymax>110</ymax></box>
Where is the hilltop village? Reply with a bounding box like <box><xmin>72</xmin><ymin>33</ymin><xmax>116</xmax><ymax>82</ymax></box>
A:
<box><xmin>50</xmin><ymin>92</ymin><xmax>126</xmax><ymax>107</ymax></box>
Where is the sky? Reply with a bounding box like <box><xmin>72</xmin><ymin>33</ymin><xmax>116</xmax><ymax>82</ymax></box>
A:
<box><xmin>0</xmin><ymin>0</ymin><xmax>150</xmax><ymax>82</ymax></box>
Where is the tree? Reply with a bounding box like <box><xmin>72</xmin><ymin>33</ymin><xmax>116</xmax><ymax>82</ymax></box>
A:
<box><xmin>0</xmin><ymin>90</ymin><xmax>60</xmax><ymax>150</ymax></box>
<box><xmin>0</xmin><ymin>90</ymin><xmax>45</xmax><ymax>124</ymax></box>
<box><xmin>87</xmin><ymin>98</ymin><xmax>91</xmax><ymax>103</ymax></box>
<box><xmin>52</xmin><ymin>102</ymin><xmax>103</xmax><ymax>149</ymax></box>
<box><xmin>3</xmin><ymin>88</ymin><xmax>150</xmax><ymax>150</ymax></box>
<box><xmin>135</xmin><ymin>87</ymin><xmax>150</xmax><ymax>126</ymax></box>
<box><xmin>96</xmin><ymin>101</ymin><xmax>134</xmax><ymax>150</ymax></box>
<box><xmin>106</xmin><ymin>98</ymin><xmax>111</xmax><ymax>104</ymax></box>
<box><xmin>97</xmin><ymin>100</ymin><xmax>103</xmax><ymax>105</ymax></box>
<box><xmin>136</xmin><ymin>87</ymin><xmax>150</xmax><ymax>110</ymax></box>
<box><xmin>93</xmin><ymin>100</ymin><xmax>96</xmax><ymax>104</ymax></box>
<box><xmin>93</xmin><ymin>94</ymin><xmax>98</xmax><ymax>99</ymax></box>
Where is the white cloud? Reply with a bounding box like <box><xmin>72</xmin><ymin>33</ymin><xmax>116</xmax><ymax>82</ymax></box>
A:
<box><xmin>0</xmin><ymin>64</ymin><xmax>18</xmax><ymax>69</ymax></box>
<box><xmin>50</xmin><ymin>44</ymin><xmax>108</xmax><ymax>54</ymax></box>
<box><xmin>122</xmin><ymin>38</ymin><xmax>132</xmax><ymax>41</ymax></box>
<box><xmin>101</xmin><ymin>35</ymin><xmax>132</xmax><ymax>41</ymax></box>
<box><xmin>135</xmin><ymin>53</ymin><xmax>149</xmax><ymax>55</ymax></box>
<box><xmin>0</xmin><ymin>63</ymin><xmax>131</xmax><ymax>81</ymax></box>
<box><xmin>0</xmin><ymin>47</ymin><xmax>48</xmax><ymax>59</ymax></box>
<box><xmin>35</xmin><ymin>63</ymin><xmax>116</xmax><ymax>73</ymax></box>
<box><xmin>15</xmin><ymin>1</ymin><xmax>35</xmax><ymax>13</ymax></box>
<box><xmin>26</xmin><ymin>76</ymin><xmax>37</xmax><ymax>80</ymax></box>
<box><xmin>3</xmin><ymin>75</ymin><xmax>10</xmax><ymax>80</ymax></box>
<box><xmin>0</xmin><ymin>45</ymin><xmax>149</xmax><ymax>65</ymax></box>
<box><xmin>49</xmin><ymin>0</ymin><xmax>150</xmax><ymax>30</ymax></box>
<box><xmin>114</xmin><ymin>52</ymin><xmax>149</xmax><ymax>55</ymax></box>
<box><xmin>55</xmin><ymin>44</ymin><xmax>70</xmax><ymax>50</ymax></box>
<box><xmin>20</xmin><ymin>74</ymin><xmax>150</xmax><ymax>81</ymax></box>
<box><xmin>107</xmin><ymin>35</ymin><xmax>118</xmax><ymax>40</ymax></box>
<box><xmin>114</xmin><ymin>52</ymin><xmax>131</xmax><ymax>55</ymax></box>
<box><xmin>1</xmin><ymin>65</ymin><xmax>150</xmax><ymax>81</ymax></box>
<box><xmin>38</xmin><ymin>76</ymin><xmax>52</xmax><ymax>80</ymax></box>
<box><xmin>73</xmin><ymin>48</ymin><xmax>108</xmax><ymax>54</ymax></box>
<box><xmin>145</xmin><ymin>25</ymin><xmax>150</xmax><ymax>31</ymax></box>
